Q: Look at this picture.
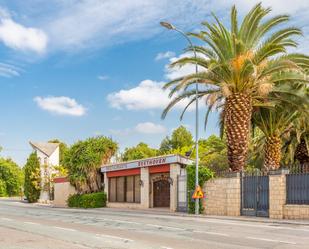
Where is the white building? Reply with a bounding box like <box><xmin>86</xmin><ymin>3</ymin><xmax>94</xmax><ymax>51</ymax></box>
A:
<box><xmin>29</xmin><ymin>141</ymin><xmax>60</xmax><ymax>202</ymax></box>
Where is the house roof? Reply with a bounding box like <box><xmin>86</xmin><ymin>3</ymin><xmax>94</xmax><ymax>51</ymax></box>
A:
<box><xmin>29</xmin><ymin>141</ymin><xmax>59</xmax><ymax>157</ymax></box>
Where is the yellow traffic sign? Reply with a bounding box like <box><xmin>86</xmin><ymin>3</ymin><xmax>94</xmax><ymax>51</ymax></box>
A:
<box><xmin>192</xmin><ymin>185</ymin><xmax>204</xmax><ymax>199</ymax></box>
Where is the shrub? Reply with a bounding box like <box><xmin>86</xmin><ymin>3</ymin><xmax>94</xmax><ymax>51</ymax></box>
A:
<box><xmin>67</xmin><ymin>192</ymin><xmax>106</xmax><ymax>208</ymax></box>
<box><xmin>187</xmin><ymin>164</ymin><xmax>214</xmax><ymax>214</ymax></box>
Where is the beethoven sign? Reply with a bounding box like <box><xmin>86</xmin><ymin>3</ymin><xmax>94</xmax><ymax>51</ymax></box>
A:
<box><xmin>101</xmin><ymin>155</ymin><xmax>192</xmax><ymax>173</ymax></box>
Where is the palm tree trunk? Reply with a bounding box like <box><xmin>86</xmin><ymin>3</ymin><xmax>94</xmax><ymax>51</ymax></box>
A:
<box><xmin>225</xmin><ymin>93</ymin><xmax>252</xmax><ymax>172</ymax></box>
<box><xmin>264</xmin><ymin>135</ymin><xmax>281</xmax><ymax>171</ymax></box>
<box><xmin>295</xmin><ymin>138</ymin><xmax>309</xmax><ymax>173</ymax></box>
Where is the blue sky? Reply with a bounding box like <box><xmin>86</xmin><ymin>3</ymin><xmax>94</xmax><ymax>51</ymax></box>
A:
<box><xmin>0</xmin><ymin>0</ymin><xmax>308</xmax><ymax>165</ymax></box>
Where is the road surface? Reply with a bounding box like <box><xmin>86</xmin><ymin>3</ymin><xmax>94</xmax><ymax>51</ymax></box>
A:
<box><xmin>0</xmin><ymin>199</ymin><xmax>309</xmax><ymax>249</ymax></box>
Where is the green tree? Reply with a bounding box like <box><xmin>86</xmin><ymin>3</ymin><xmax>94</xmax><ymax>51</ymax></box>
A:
<box><xmin>64</xmin><ymin>136</ymin><xmax>118</xmax><ymax>194</ymax></box>
<box><xmin>159</xmin><ymin>126</ymin><xmax>193</xmax><ymax>154</ymax></box>
<box><xmin>199</xmin><ymin>135</ymin><xmax>228</xmax><ymax>172</ymax></box>
<box><xmin>162</xmin><ymin>3</ymin><xmax>309</xmax><ymax>171</ymax></box>
<box><xmin>122</xmin><ymin>143</ymin><xmax>158</xmax><ymax>161</ymax></box>
<box><xmin>24</xmin><ymin>152</ymin><xmax>41</xmax><ymax>203</ymax></box>
<box><xmin>0</xmin><ymin>158</ymin><xmax>23</xmax><ymax>197</ymax></box>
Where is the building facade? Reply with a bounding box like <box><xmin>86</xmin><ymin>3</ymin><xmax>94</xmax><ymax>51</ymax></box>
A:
<box><xmin>29</xmin><ymin>141</ymin><xmax>60</xmax><ymax>202</ymax></box>
<box><xmin>101</xmin><ymin>155</ymin><xmax>192</xmax><ymax>211</ymax></box>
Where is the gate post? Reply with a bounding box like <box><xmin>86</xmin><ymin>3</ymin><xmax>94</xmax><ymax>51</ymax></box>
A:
<box><xmin>269</xmin><ymin>169</ymin><xmax>289</xmax><ymax>219</ymax></box>
<box><xmin>226</xmin><ymin>172</ymin><xmax>241</xmax><ymax>216</ymax></box>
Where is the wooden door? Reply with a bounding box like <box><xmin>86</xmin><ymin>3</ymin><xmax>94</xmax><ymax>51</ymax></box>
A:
<box><xmin>153</xmin><ymin>180</ymin><xmax>170</xmax><ymax>207</ymax></box>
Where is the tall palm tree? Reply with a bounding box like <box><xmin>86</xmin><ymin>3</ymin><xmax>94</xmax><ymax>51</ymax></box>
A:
<box><xmin>162</xmin><ymin>3</ymin><xmax>309</xmax><ymax>171</ymax></box>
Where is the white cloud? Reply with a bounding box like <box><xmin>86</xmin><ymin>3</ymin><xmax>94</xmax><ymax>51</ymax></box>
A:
<box><xmin>98</xmin><ymin>75</ymin><xmax>109</xmax><ymax>81</ymax></box>
<box><xmin>34</xmin><ymin>96</ymin><xmax>86</xmax><ymax>116</ymax></box>
<box><xmin>165</xmin><ymin>52</ymin><xmax>206</xmax><ymax>80</ymax></box>
<box><xmin>135</xmin><ymin>122</ymin><xmax>167</xmax><ymax>134</ymax></box>
<box><xmin>0</xmin><ymin>62</ymin><xmax>22</xmax><ymax>78</ymax></box>
<box><xmin>0</xmin><ymin>18</ymin><xmax>48</xmax><ymax>54</ymax></box>
<box><xmin>155</xmin><ymin>51</ymin><xmax>175</xmax><ymax>61</ymax></box>
<box><xmin>107</xmin><ymin>79</ymin><xmax>193</xmax><ymax>111</ymax></box>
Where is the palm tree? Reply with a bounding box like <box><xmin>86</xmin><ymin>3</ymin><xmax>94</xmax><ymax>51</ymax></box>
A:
<box><xmin>162</xmin><ymin>3</ymin><xmax>309</xmax><ymax>171</ymax></box>
<box><xmin>282</xmin><ymin>116</ymin><xmax>309</xmax><ymax>172</ymax></box>
<box><xmin>252</xmin><ymin>106</ymin><xmax>300</xmax><ymax>171</ymax></box>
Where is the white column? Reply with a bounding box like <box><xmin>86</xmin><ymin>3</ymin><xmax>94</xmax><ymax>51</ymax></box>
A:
<box><xmin>141</xmin><ymin>167</ymin><xmax>150</xmax><ymax>208</ymax></box>
<box><xmin>170</xmin><ymin>163</ymin><xmax>181</xmax><ymax>212</ymax></box>
<box><xmin>104</xmin><ymin>173</ymin><xmax>109</xmax><ymax>202</ymax></box>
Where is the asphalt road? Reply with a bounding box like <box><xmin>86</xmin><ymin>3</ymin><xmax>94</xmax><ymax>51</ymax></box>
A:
<box><xmin>0</xmin><ymin>199</ymin><xmax>309</xmax><ymax>249</ymax></box>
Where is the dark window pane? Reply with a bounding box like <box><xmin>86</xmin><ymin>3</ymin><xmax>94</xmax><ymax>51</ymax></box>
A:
<box><xmin>126</xmin><ymin>176</ymin><xmax>134</xmax><ymax>203</ymax></box>
<box><xmin>109</xmin><ymin>178</ymin><xmax>116</xmax><ymax>202</ymax></box>
<box><xmin>116</xmin><ymin>177</ymin><xmax>125</xmax><ymax>202</ymax></box>
<box><xmin>134</xmin><ymin>175</ymin><xmax>141</xmax><ymax>203</ymax></box>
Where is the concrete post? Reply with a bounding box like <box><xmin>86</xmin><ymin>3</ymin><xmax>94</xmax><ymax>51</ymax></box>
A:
<box><xmin>141</xmin><ymin>167</ymin><xmax>150</xmax><ymax>208</ymax></box>
<box><xmin>170</xmin><ymin>163</ymin><xmax>181</xmax><ymax>212</ymax></box>
<box><xmin>269</xmin><ymin>170</ymin><xmax>287</xmax><ymax>219</ymax></box>
<box><xmin>103</xmin><ymin>173</ymin><xmax>108</xmax><ymax>202</ymax></box>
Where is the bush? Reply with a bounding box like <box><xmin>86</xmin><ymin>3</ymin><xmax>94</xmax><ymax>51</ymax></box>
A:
<box><xmin>67</xmin><ymin>192</ymin><xmax>107</xmax><ymax>208</ymax></box>
<box><xmin>187</xmin><ymin>164</ymin><xmax>214</xmax><ymax>214</ymax></box>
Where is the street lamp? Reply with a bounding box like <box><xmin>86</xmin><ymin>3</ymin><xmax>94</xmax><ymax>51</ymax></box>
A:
<box><xmin>160</xmin><ymin>21</ymin><xmax>200</xmax><ymax>215</ymax></box>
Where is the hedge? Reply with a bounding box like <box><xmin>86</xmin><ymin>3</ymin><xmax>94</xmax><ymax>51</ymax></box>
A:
<box><xmin>67</xmin><ymin>192</ymin><xmax>106</xmax><ymax>208</ymax></box>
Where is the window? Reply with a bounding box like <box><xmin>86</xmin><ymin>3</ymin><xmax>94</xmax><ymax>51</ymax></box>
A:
<box><xmin>109</xmin><ymin>175</ymin><xmax>141</xmax><ymax>203</ymax></box>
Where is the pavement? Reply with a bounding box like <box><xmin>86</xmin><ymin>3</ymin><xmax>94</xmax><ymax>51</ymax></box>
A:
<box><xmin>1</xmin><ymin>199</ymin><xmax>309</xmax><ymax>249</ymax></box>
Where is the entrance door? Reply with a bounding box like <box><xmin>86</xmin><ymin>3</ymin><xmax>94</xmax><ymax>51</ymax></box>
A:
<box><xmin>241</xmin><ymin>173</ymin><xmax>269</xmax><ymax>217</ymax></box>
<box><xmin>153</xmin><ymin>180</ymin><xmax>170</xmax><ymax>207</ymax></box>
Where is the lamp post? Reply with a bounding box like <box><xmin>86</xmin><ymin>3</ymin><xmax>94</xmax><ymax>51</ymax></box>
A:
<box><xmin>160</xmin><ymin>22</ymin><xmax>199</xmax><ymax>215</ymax></box>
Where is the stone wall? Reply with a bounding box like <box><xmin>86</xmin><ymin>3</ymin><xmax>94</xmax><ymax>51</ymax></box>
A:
<box><xmin>53</xmin><ymin>177</ymin><xmax>77</xmax><ymax>207</ymax></box>
<box><xmin>202</xmin><ymin>174</ymin><xmax>241</xmax><ymax>216</ymax></box>
<box><xmin>283</xmin><ymin>205</ymin><xmax>309</xmax><ymax>219</ymax></box>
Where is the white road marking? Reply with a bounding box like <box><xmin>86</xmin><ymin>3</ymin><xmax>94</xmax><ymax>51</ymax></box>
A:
<box><xmin>246</xmin><ymin>237</ymin><xmax>297</xmax><ymax>245</ymax></box>
<box><xmin>100</xmin><ymin>218</ymin><xmax>140</xmax><ymax>225</ymax></box>
<box><xmin>146</xmin><ymin>224</ymin><xmax>184</xmax><ymax>231</ymax></box>
<box><xmin>23</xmin><ymin>221</ymin><xmax>39</xmax><ymax>225</ymax></box>
<box><xmin>52</xmin><ymin>226</ymin><xmax>76</xmax><ymax>232</ymax></box>
<box><xmin>161</xmin><ymin>247</ymin><xmax>174</xmax><ymax>249</ymax></box>
<box><xmin>195</xmin><ymin>231</ymin><xmax>230</xmax><ymax>237</ymax></box>
<box><xmin>95</xmin><ymin>234</ymin><xmax>134</xmax><ymax>243</ymax></box>
<box><xmin>0</xmin><ymin>218</ymin><xmax>12</xmax><ymax>221</ymax></box>
<box><xmin>200</xmin><ymin>219</ymin><xmax>309</xmax><ymax>233</ymax></box>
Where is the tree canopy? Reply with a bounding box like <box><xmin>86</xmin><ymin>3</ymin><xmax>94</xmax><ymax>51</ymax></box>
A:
<box><xmin>122</xmin><ymin>142</ymin><xmax>158</xmax><ymax>161</ymax></box>
<box><xmin>0</xmin><ymin>158</ymin><xmax>23</xmax><ymax>197</ymax></box>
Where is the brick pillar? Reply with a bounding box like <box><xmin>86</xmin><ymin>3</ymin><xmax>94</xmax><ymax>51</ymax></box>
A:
<box><xmin>170</xmin><ymin>163</ymin><xmax>181</xmax><ymax>212</ymax></box>
<box><xmin>141</xmin><ymin>167</ymin><xmax>150</xmax><ymax>208</ymax></box>
<box><xmin>226</xmin><ymin>173</ymin><xmax>241</xmax><ymax>216</ymax></box>
<box><xmin>269</xmin><ymin>170</ymin><xmax>287</xmax><ymax>219</ymax></box>
<box><xmin>103</xmin><ymin>173</ymin><xmax>108</xmax><ymax>202</ymax></box>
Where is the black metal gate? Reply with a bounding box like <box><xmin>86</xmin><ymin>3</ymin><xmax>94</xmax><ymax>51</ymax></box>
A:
<box><xmin>177</xmin><ymin>174</ymin><xmax>188</xmax><ymax>212</ymax></box>
<box><xmin>241</xmin><ymin>172</ymin><xmax>269</xmax><ymax>217</ymax></box>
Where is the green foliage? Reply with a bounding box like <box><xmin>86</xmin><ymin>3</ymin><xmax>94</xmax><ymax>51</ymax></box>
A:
<box><xmin>64</xmin><ymin>136</ymin><xmax>118</xmax><ymax>194</ymax></box>
<box><xmin>159</xmin><ymin>126</ymin><xmax>193</xmax><ymax>154</ymax></box>
<box><xmin>0</xmin><ymin>158</ymin><xmax>23</xmax><ymax>197</ymax></box>
<box><xmin>0</xmin><ymin>179</ymin><xmax>7</xmax><ymax>197</ymax></box>
<box><xmin>199</xmin><ymin>136</ymin><xmax>229</xmax><ymax>172</ymax></box>
<box><xmin>187</xmin><ymin>165</ymin><xmax>214</xmax><ymax>214</ymax></box>
<box><xmin>24</xmin><ymin>152</ymin><xmax>41</xmax><ymax>203</ymax></box>
<box><xmin>122</xmin><ymin>143</ymin><xmax>158</xmax><ymax>161</ymax></box>
<box><xmin>67</xmin><ymin>192</ymin><xmax>106</xmax><ymax>208</ymax></box>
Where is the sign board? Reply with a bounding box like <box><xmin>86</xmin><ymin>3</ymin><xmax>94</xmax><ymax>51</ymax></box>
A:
<box><xmin>101</xmin><ymin>155</ymin><xmax>193</xmax><ymax>173</ymax></box>
<box><xmin>192</xmin><ymin>185</ymin><xmax>204</xmax><ymax>199</ymax></box>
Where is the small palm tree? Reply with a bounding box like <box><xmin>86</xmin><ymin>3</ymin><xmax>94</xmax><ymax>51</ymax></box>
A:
<box><xmin>162</xmin><ymin>3</ymin><xmax>309</xmax><ymax>171</ymax></box>
<box><xmin>282</xmin><ymin>116</ymin><xmax>309</xmax><ymax>171</ymax></box>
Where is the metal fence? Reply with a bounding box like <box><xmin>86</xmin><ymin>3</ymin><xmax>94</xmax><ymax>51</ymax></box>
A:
<box><xmin>286</xmin><ymin>164</ymin><xmax>309</xmax><ymax>205</ymax></box>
